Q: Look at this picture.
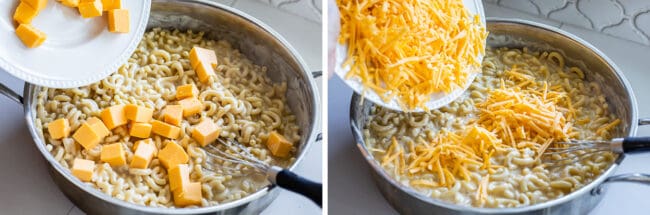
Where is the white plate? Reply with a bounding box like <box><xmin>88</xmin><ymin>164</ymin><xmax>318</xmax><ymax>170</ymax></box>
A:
<box><xmin>0</xmin><ymin>0</ymin><xmax>150</xmax><ymax>88</ymax></box>
<box><xmin>335</xmin><ymin>0</ymin><xmax>486</xmax><ymax>112</ymax></box>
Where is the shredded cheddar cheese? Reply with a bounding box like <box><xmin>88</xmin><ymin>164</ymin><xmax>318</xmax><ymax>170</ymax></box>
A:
<box><xmin>475</xmin><ymin>175</ymin><xmax>489</xmax><ymax>206</ymax></box>
<box><xmin>402</xmin><ymin>126</ymin><xmax>503</xmax><ymax>187</ymax></box>
<box><xmin>373</xmin><ymin>51</ymin><xmax>624</xmax><ymax>207</ymax></box>
<box><xmin>337</xmin><ymin>0</ymin><xmax>487</xmax><ymax>110</ymax></box>
<box><xmin>475</xmin><ymin>79</ymin><xmax>574</xmax><ymax>159</ymax></box>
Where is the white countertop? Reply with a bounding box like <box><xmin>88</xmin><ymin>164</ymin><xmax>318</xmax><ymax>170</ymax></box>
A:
<box><xmin>0</xmin><ymin>0</ymin><xmax>322</xmax><ymax>214</ymax></box>
<box><xmin>328</xmin><ymin>3</ymin><xmax>650</xmax><ymax>215</ymax></box>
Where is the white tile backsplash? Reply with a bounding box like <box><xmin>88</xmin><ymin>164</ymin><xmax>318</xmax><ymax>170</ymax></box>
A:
<box><xmin>253</xmin><ymin>0</ymin><xmax>322</xmax><ymax>23</ymax></box>
<box><xmin>488</xmin><ymin>0</ymin><xmax>650</xmax><ymax>45</ymax></box>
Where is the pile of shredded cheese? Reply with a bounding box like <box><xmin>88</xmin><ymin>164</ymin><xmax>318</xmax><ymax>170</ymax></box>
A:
<box><xmin>405</xmin><ymin>125</ymin><xmax>503</xmax><ymax>187</ymax></box>
<box><xmin>337</xmin><ymin>0</ymin><xmax>487</xmax><ymax>110</ymax></box>
<box><xmin>476</xmin><ymin>80</ymin><xmax>575</xmax><ymax>160</ymax></box>
<box><xmin>383</xmin><ymin>67</ymin><xmax>582</xmax><ymax>188</ymax></box>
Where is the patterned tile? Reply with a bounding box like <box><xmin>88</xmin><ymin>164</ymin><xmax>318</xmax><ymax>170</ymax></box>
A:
<box><xmin>531</xmin><ymin>0</ymin><xmax>568</xmax><ymax>17</ymax></box>
<box><xmin>499</xmin><ymin>0</ymin><xmax>540</xmax><ymax>15</ymax></box>
<box><xmin>577</xmin><ymin>0</ymin><xmax>624</xmax><ymax>30</ymax></box>
<box><xmin>488</xmin><ymin>0</ymin><xmax>650</xmax><ymax>45</ymax></box>
<box><xmin>254</xmin><ymin>0</ymin><xmax>322</xmax><ymax>23</ymax></box>
<box><xmin>602</xmin><ymin>18</ymin><xmax>648</xmax><ymax>43</ymax></box>
<box><xmin>635</xmin><ymin>10</ymin><xmax>650</xmax><ymax>39</ymax></box>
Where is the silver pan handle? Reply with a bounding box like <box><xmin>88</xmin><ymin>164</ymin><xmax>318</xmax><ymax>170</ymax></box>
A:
<box><xmin>639</xmin><ymin>118</ymin><xmax>650</xmax><ymax>126</ymax></box>
<box><xmin>592</xmin><ymin>173</ymin><xmax>650</xmax><ymax>195</ymax></box>
<box><xmin>590</xmin><ymin>119</ymin><xmax>650</xmax><ymax>195</ymax></box>
<box><xmin>0</xmin><ymin>83</ymin><xmax>23</xmax><ymax>104</ymax></box>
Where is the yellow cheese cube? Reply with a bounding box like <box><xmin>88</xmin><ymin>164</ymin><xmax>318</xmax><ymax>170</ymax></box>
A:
<box><xmin>86</xmin><ymin>117</ymin><xmax>110</xmax><ymax>138</ymax></box>
<box><xmin>189</xmin><ymin>47</ymin><xmax>218</xmax><ymax>69</ymax></box>
<box><xmin>191</xmin><ymin>119</ymin><xmax>221</xmax><ymax>147</ymax></box>
<box><xmin>23</xmin><ymin>0</ymin><xmax>47</xmax><ymax>11</ymax></box>
<box><xmin>176</xmin><ymin>84</ymin><xmax>199</xmax><ymax>100</ymax></box>
<box><xmin>151</xmin><ymin>120</ymin><xmax>181</xmax><ymax>139</ymax></box>
<box><xmin>101</xmin><ymin>0</ymin><xmax>121</xmax><ymax>11</ymax></box>
<box><xmin>72</xmin><ymin>158</ymin><xmax>94</xmax><ymax>182</ymax></box>
<box><xmin>100</xmin><ymin>143</ymin><xmax>126</xmax><ymax>166</ymax></box>
<box><xmin>100</xmin><ymin>105</ymin><xmax>127</xmax><ymax>130</ymax></box>
<box><xmin>47</xmin><ymin>118</ymin><xmax>70</xmax><ymax>139</ymax></box>
<box><xmin>125</xmin><ymin>104</ymin><xmax>153</xmax><ymax>123</ymax></box>
<box><xmin>168</xmin><ymin>164</ymin><xmax>190</xmax><ymax>192</ymax></box>
<box><xmin>13</xmin><ymin>2</ymin><xmax>38</xmax><ymax>24</ymax></box>
<box><xmin>78</xmin><ymin>0</ymin><xmax>102</xmax><ymax>18</ymax></box>
<box><xmin>178</xmin><ymin>98</ymin><xmax>202</xmax><ymax>117</ymax></box>
<box><xmin>15</xmin><ymin>24</ymin><xmax>46</xmax><ymax>48</ymax></box>
<box><xmin>266</xmin><ymin>131</ymin><xmax>293</xmax><ymax>158</ymax></box>
<box><xmin>129</xmin><ymin>122</ymin><xmax>152</xmax><ymax>138</ymax></box>
<box><xmin>158</xmin><ymin>141</ymin><xmax>189</xmax><ymax>169</ymax></box>
<box><xmin>161</xmin><ymin>105</ymin><xmax>183</xmax><ymax>126</ymax></box>
<box><xmin>194</xmin><ymin>61</ymin><xmax>215</xmax><ymax>83</ymax></box>
<box><xmin>60</xmin><ymin>0</ymin><xmax>80</xmax><ymax>7</ymax></box>
<box><xmin>173</xmin><ymin>182</ymin><xmax>202</xmax><ymax>207</ymax></box>
<box><xmin>130</xmin><ymin>139</ymin><xmax>156</xmax><ymax>169</ymax></box>
<box><xmin>132</xmin><ymin>138</ymin><xmax>157</xmax><ymax>155</ymax></box>
<box><xmin>108</xmin><ymin>9</ymin><xmax>129</xmax><ymax>33</ymax></box>
<box><xmin>72</xmin><ymin>123</ymin><xmax>102</xmax><ymax>150</ymax></box>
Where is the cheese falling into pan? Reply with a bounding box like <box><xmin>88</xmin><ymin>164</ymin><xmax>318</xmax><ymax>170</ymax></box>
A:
<box><xmin>337</xmin><ymin>0</ymin><xmax>487</xmax><ymax>110</ymax></box>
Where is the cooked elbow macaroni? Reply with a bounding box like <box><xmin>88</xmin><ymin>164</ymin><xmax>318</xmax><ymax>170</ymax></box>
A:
<box><xmin>35</xmin><ymin>28</ymin><xmax>300</xmax><ymax>207</ymax></box>
<box><xmin>364</xmin><ymin>47</ymin><xmax>619</xmax><ymax>208</ymax></box>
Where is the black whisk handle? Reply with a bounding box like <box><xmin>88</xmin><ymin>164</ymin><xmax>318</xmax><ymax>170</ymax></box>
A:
<box><xmin>274</xmin><ymin>169</ymin><xmax>322</xmax><ymax>207</ymax></box>
<box><xmin>622</xmin><ymin>137</ymin><xmax>650</xmax><ymax>153</ymax></box>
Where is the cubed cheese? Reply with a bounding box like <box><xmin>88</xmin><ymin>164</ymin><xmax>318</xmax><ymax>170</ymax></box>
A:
<box><xmin>100</xmin><ymin>143</ymin><xmax>126</xmax><ymax>166</ymax></box>
<box><xmin>266</xmin><ymin>131</ymin><xmax>293</xmax><ymax>158</ymax></box>
<box><xmin>78</xmin><ymin>0</ymin><xmax>102</xmax><ymax>18</ymax></box>
<box><xmin>100</xmin><ymin>105</ymin><xmax>127</xmax><ymax>130</ymax></box>
<box><xmin>15</xmin><ymin>24</ymin><xmax>46</xmax><ymax>48</ymax></box>
<box><xmin>60</xmin><ymin>0</ymin><xmax>80</xmax><ymax>7</ymax></box>
<box><xmin>108</xmin><ymin>9</ymin><xmax>129</xmax><ymax>33</ymax></box>
<box><xmin>23</xmin><ymin>0</ymin><xmax>47</xmax><ymax>11</ymax></box>
<box><xmin>168</xmin><ymin>164</ymin><xmax>190</xmax><ymax>192</ymax></box>
<box><xmin>189</xmin><ymin>47</ymin><xmax>218</xmax><ymax>69</ymax></box>
<box><xmin>176</xmin><ymin>84</ymin><xmax>199</xmax><ymax>100</ymax></box>
<box><xmin>129</xmin><ymin>122</ymin><xmax>152</xmax><ymax>138</ymax></box>
<box><xmin>13</xmin><ymin>2</ymin><xmax>38</xmax><ymax>24</ymax></box>
<box><xmin>125</xmin><ymin>104</ymin><xmax>153</xmax><ymax>123</ymax></box>
<box><xmin>158</xmin><ymin>141</ymin><xmax>189</xmax><ymax>169</ymax></box>
<box><xmin>86</xmin><ymin>117</ymin><xmax>110</xmax><ymax>138</ymax></box>
<box><xmin>130</xmin><ymin>139</ymin><xmax>156</xmax><ymax>169</ymax></box>
<box><xmin>194</xmin><ymin>61</ymin><xmax>215</xmax><ymax>83</ymax></box>
<box><xmin>101</xmin><ymin>0</ymin><xmax>121</xmax><ymax>11</ymax></box>
<box><xmin>72</xmin><ymin>158</ymin><xmax>94</xmax><ymax>182</ymax></box>
<box><xmin>191</xmin><ymin>119</ymin><xmax>221</xmax><ymax>147</ymax></box>
<box><xmin>178</xmin><ymin>98</ymin><xmax>202</xmax><ymax>117</ymax></box>
<box><xmin>151</xmin><ymin>120</ymin><xmax>181</xmax><ymax>139</ymax></box>
<box><xmin>132</xmin><ymin>138</ymin><xmax>157</xmax><ymax>154</ymax></box>
<box><xmin>161</xmin><ymin>105</ymin><xmax>183</xmax><ymax>126</ymax></box>
<box><xmin>72</xmin><ymin>123</ymin><xmax>102</xmax><ymax>150</ymax></box>
<box><xmin>173</xmin><ymin>182</ymin><xmax>202</xmax><ymax>207</ymax></box>
<box><xmin>47</xmin><ymin>118</ymin><xmax>70</xmax><ymax>139</ymax></box>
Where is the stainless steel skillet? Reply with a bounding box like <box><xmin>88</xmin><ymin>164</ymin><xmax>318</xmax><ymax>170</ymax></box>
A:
<box><xmin>0</xmin><ymin>0</ymin><xmax>321</xmax><ymax>214</ymax></box>
<box><xmin>350</xmin><ymin>18</ymin><xmax>650</xmax><ymax>215</ymax></box>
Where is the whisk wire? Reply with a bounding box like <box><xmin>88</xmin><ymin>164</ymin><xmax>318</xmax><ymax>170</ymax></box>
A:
<box><xmin>541</xmin><ymin>139</ymin><xmax>617</xmax><ymax>167</ymax></box>
<box><xmin>203</xmin><ymin>138</ymin><xmax>270</xmax><ymax>175</ymax></box>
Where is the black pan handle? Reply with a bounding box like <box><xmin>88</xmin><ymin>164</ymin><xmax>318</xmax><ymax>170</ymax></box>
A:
<box><xmin>622</xmin><ymin>137</ymin><xmax>650</xmax><ymax>153</ymax></box>
<box><xmin>0</xmin><ymin>83</ymin><xmax>23</xmax><ymax>104</ymax></box>
<box><xmin>269</xmin><ymin>167</ymin><xmax>322</xmax><ymax>207</ymax></box>
<box><xmin>312</xmin><ymin>71</ymin><xmax>322</xmax><ymax>78</ymax></box>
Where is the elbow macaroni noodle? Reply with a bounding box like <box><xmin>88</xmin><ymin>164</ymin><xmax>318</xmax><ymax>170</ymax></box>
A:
<box><xmin>364</xmin><ymin>48</ymin><xmax>619</xmax><ymax>208</ymax></box>
<box><xmin>36</xmin><ymin>28</ymin><xmax>300</xmax><ymax>207</ymax></box>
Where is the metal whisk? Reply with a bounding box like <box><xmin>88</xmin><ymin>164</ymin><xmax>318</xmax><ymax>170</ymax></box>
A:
<box><xmin>203</xmin><ymin>138</ymin><xmax>322</xmax><ymax>207</ymax></box>
<box><xmin>542</xmin><ymin>137</ymin><xmax>650</xmax><ymax>165</ymax></box>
